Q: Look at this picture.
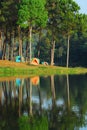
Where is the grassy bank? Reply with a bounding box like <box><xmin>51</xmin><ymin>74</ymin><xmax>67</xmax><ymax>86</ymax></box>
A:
<box><xmin>0</xmin><ymin>60</ymin><xmax>87</xmax><ymax>77</ymax></box>
<box><xmin>0</xmin><ymin>65</ymin><xmax>87</xmax><ymax>77</ymax></box>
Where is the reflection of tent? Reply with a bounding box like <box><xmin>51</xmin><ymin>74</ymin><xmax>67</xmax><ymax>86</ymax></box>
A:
<box><xmin>31</xmin><ymin>76</ymin><xmax>39</xmax><ymax>85</ymax></box>
<box><xmin>15</xmin><ymin>78</ymin><xmax>24</xmax><ymax>87</ymax></box>
<box><xmin>30</xmin><ymin>58</ymin><xmax>39</xmax><ymax>65</ymax></box>
<box><xmin>16</xmin><ymin>78</ymin><xmax>21</xmax><ymax>87</ymax></box>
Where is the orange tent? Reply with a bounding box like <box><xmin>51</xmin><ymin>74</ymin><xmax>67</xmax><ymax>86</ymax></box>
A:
<box><xmin>30</xmin><ymin>58</ymin><xmax>39</xmax><ymax>65</ymax></box>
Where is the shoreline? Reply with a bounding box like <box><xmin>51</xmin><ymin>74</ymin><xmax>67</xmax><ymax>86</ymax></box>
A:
<box><xmin>0</xmin><ymin>60</ymin><xmax>87</xmax><ymax>77</ymax></box>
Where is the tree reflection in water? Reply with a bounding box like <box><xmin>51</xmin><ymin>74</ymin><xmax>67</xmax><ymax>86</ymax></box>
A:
<box><xmin>0</xmin><ymin>75</ymin><xmax>87</xmax><ymax>130</ymax></box>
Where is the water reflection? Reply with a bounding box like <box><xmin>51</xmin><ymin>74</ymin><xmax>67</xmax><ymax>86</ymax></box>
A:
<box><xmin>0</xmin><ymin>75</ymin><xmax>87</xmax><ymax>129</ymax></box>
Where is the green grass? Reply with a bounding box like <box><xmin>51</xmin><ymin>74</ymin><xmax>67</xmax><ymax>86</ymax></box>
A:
<box><xmin>0</xmin><ymin>65</ymin><xmax>87</xmax><ymax>77</ymax></box>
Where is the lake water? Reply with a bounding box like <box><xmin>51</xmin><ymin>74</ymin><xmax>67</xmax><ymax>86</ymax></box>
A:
<box><xmin>0</xmin><ymin>74</ymin><xmax>87</xmax><ymax>130</ymax></box>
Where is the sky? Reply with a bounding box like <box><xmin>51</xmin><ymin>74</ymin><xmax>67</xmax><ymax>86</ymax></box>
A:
<box><xmin>75</xmin><ymin>0</ymin><xmax>87</xmax><ymax>14</ymax></box>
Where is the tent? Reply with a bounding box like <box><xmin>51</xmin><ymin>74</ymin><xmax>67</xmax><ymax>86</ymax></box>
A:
<box><xmin>15</xmin><ymin>56</ymin><xmax>25</xmax><ymax>62</ymax></box>
<box><xmin>30</xmin><ymin>58</ymin><xmax>40</xmax><ymax>65</ymax></box>
<box><xmin>16</xmin><ymin>56</ymin><xmax>21</xmax><ymax>62</ymax></box>
<box><xmin>42</xmin><ymin>61</ymin><xmax>48</xmax><ymax>65</ymax></box>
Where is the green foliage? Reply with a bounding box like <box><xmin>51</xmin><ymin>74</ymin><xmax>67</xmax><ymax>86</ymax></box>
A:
<box><xmin>17</xmin><ymin>4</ymin><xmax>29</xmax><ymax>28</ymax></box>
<box><xmin>17</xmin><ymin>0</ymin><xmax>48</xmax><ymax>28</ymax></box>
<box><xmin>0</xmin><ymin>0</ymin><xmax>18</xmax><ymax>26</ymax></box>
<box><xmin>77</xmin><ymin>14</ymin><xmax>87</xmax><ymax>34</ymax></box>
<box><xmin>59</xmin><ymin>0</ymin><xmax>80</xmax><ymax>35</ymax></box>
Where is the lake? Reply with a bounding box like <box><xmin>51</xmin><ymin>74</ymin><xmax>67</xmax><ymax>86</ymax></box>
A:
<box><xmin>0</xmin><ymin>74</ymin><xmax>87</xmax><ymax>130</ymax></box>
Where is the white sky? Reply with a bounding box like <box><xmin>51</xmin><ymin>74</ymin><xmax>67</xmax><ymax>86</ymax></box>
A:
<box><xmin>75</xmin><ymin>0</ymin><xmax>87</xmax><ymax>14</ymax></box>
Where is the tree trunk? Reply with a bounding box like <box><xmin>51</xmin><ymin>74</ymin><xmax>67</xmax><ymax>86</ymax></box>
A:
<box><xmin>25</xmin><ymin>41</ymin><xmax>29</xmax><ymax>62</ymax></box>
<box><xmin>0</xmin><ymin>31</ymin><xmax>5</xmax><ymax>60</ymax></box>
<box><xmin>2</xmin><ymin>28</ymin><xmax>8</xmax><ymax>60</ymax></box>
<box><xmin>18</xmin><ymin>26</ymin><xmax>22</xmax><ymax>57</ymax></box>
<box><xmin>51</xmin><ymin>40</ymin><xmax>55</xmax><ymax>65</ymax></box>
<box><xmin>66</xmin><ymin>35</ymin><xmax>70</xmax><ymax>68</ymax></box>
<box><xmin>0</xmin><ymin>87</ymin><xmax>2</xmax><ymax>106</ymax></box>
<box><xmin>0</xmin><ymin>31</ymin><xmax>3</xmax><ymax>59</ymax></box>
<box><xmin>19</xmin><ymin>86</ymin><xmax>22</xmax><ymax>117</ymax></box>
<box><xmin>37</xmin><ymin>84</ymin><xmax>42</xmax><ymax>115</ymax></box>
<box><xmin>8</xmin><ymin>31</ymin><xmax>12</xmax><ymax>61</ymax></box>
<box><xmin>11</xmin><ymin>31</ymin><xmax>15</xmax><ymax>61</ymax></box>
<box><xmin>29</xmin><ymin>26</ymin><xmax>32</xmax><ymax>62</ymax></box>
<box><xmin>2</xmin><ymin>41</ymin><xmax>6</xmax><ymax>60</ymax></box>
<box><xmin>29</xmin><ymin>79</ymin><xmax>32</xmax><ymax>116</ymax></box>
<box><xmin>38</xmin><ymin>29</ymin><xmax>42</xmax><ymax>58</ymax></box>
<box><xmin>66</xmin><ymin>75</ymin><xmax>70</xmax><ymax>111</ymax></box>
<box><xmin>50</xmin><ymin>75</ymin><xmax>56</xmax><ymax>106</ymax></box>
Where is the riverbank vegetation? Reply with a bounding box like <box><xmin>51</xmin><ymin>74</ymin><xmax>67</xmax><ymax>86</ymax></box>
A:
<box><xmin>0</xmin><ymin>60</ymin><xmax>87</xmax><ymax>77</ymax></box>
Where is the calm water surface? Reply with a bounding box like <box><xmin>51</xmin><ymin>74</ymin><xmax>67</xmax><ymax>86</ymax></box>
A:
<box><xmin>0</xmin><ymin>74</ymin><xmax>87</xmax><ymax>130</ymax></box>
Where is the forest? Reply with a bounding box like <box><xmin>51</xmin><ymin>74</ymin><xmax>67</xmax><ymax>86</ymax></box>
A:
<box><xmin>0</xmin><ymin>0</ymin><xmax>87</xmax><ymax>67</ymax></box>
